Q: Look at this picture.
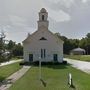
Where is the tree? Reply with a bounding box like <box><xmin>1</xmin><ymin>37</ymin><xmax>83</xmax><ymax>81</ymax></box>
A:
<box><xmin>13</xmin><ymin>43</ymin><xmax>23</xmax><ymax>56</ymax></box>
<box><xmin>55</xmin><ymin>33</ymin><xmax>80</xmax><ymax>54</ymax></box>
<box><xmin>0</xmin><ymin>31</ymin><xmax>5</xmax><ymax>52</ymax></box>
<box><xmin>7</xmin><ymin>40</ymin><xmax>16</xmax><ymax>50</ymax></box>
<box><xmin>0</xmin><ymin>31</ymin><xmax>7</xmax><ymax>62</ymax></box>
<box><xmin>86</xmin><ymin>33</ymin><xmax>90</xmax><ymax>38</ymax></box>
<box><xmin>79</xmin><ymin>33</ymin><xmax>90</xmax><ymax>55</ymax></box>
<box><xmin>86</xmin><ymin>33</ymin><xmax>90</xmax><ymax>54</ymax></box>
<box><xmin>79</xmin><ymin>38</ymin><xmax>86</xmax><ymax>48</ymax></box>
<box><xmin>6</xmin><ymin>40</ymin><xmax>16</xmax><ymax>58</ymax></box>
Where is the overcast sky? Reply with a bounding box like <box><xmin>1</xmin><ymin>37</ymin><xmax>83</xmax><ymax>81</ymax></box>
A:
<box><xmin>0</xmin><ymin>0</ymin><xmax>90</xmax><ymax>43</ymax></box>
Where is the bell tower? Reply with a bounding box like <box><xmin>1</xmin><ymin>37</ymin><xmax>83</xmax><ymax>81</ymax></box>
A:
<box><xmin>37</xmin><ymin>8</ymin><xmax>49</xmax><ymax>30</ymax></box>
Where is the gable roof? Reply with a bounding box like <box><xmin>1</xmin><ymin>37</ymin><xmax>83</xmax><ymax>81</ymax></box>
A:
<box><xmin>48</xmin><ymin>30</ymin><xmax>64</xmax><ymax>44</ymax></box>
<box><xmin>22</xmin><ymin>30</ymin><xmax>37</xmax><ymax>43</ymax></box>
<box><xmin>22</xmin><ymin>29</ymin><xmax>64</xmax><ymax>44</ymax></box>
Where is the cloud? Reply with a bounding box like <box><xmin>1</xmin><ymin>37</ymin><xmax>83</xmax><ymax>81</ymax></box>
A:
<box><xmin>43</xmin><ymin>0</ymin><xmax>74</xmax><ymax>11</ymax></box>
<box><xmin>0</xmin><ymin>0</ymin><xmax>43</xmax><ymax>43</ymax></box>
<box><xmin>46</xmin><ymin>8</ymin><xmax>70</xmax><ymax>22</ymax></box>
<box><xmin>82</xmin><ymin>0</ymin><xmax>88</xmax><ymax>3</ymax></box>
<box><xmin>43</xmin><ymin>0</ymin><xmax>90</xmax><ymax>39</ymax></box>
<box><xmin>4</xmin><ymin>26</ymin><xmax>36</xmax><ymax>43</ymax></box>
<box><xmin>0</xmin><ymin>0</ymin><xmax>90</xmax><ymax>43</ymax></box>
<box><xmin>9</xmin><ymin>15</ymin><xmax>28</xmax><ymax>27</ymax></box>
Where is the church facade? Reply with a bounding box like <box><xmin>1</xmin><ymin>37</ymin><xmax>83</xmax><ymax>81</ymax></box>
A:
<box><xmin>23</xmin><ymin>8</ymin><xmax>64</xmax><ymax>63</ymax></box>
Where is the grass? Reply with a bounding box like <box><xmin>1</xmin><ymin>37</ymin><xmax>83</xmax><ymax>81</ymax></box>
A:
<box><xmin>65</xmin><ymin>55</ymin><xmax>90</xmax><ymax>62</ymax></box>
<box><xmin>10</xmin><ymin>64</ymin><xmax>90</xmax><ymax>90</ymax></box>
<box><xmin>0</xmin><ymin>62</ymin><xmax>22</xmax><ymax>81</ymax></box>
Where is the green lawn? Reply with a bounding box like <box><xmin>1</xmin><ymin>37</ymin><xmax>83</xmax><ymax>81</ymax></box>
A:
<box><xmin>0</xmin><ymin>62</ymin><xmax>22</xmax><ymax>81</ymax></box>
<box><xmin>10</xmin><ymin>64</ymin><xmax>90</xmax><ymax>90</ymax></box>
<box><xmin>65</xmin><ymin>55</ymin><xmax>90</xmax><ymax>62</ymax></box>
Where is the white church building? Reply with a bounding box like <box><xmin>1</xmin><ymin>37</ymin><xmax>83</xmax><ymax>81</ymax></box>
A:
<box><xmin>23</xmin><ymin>8</ymin><xmax>64</xmax><ymax>63</ymax></box>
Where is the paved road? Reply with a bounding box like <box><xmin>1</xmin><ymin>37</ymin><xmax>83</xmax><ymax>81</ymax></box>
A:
<box><xmin>0</xmin><ymin>59</ymin><xmax>22</xmax><ymax>67</ymax></box>
<box><xmin>0</xmin><ymin>66</ymin><xmax>30</xmax><ymax>90</ymax></box>
<box><xmin>64</xmin><ymin>58</ymin><xmax>90</xmax><ymax>74</ymax></box>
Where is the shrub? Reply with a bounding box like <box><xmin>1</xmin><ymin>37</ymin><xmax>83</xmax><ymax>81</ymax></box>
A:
<box><xmin>19</xmin><ymin>61</ymin><xmax>31</xmax><ymax>66</ymax></box>
<box><xmin>16</xmin><ymin>56</ymin><xmax>23</xmax><ymax>59</ymax></box>
<box><xmin>19</xmin><ymin>61</ymin><xmax>67</xmax><ymax>66</ymax></box>
<box><xmin>62</xmin><ymin>61</ymin><xmax>67</xmax><ymax>65</ymax></box>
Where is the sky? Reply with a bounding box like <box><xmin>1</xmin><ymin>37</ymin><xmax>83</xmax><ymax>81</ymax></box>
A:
<box><xmin>0</xmin><ymin>0</ymin><xmax>90</xmax><ymax>43</ymax></box>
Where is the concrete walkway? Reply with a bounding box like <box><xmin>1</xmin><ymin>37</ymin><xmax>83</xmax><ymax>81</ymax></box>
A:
<box><xmin>64</xmin><ymin>58</ymin><xmax>90</xmax><ymax>74</ymax></box>
<box><xmin>0</xmin><ymin>59</ymin><xmax>22</xmax><ymax>67</ymax></box>
<box><xmin>0</xmin><ymin>66</ymin><xmax>30</xmax><ymax>90</ymax></box>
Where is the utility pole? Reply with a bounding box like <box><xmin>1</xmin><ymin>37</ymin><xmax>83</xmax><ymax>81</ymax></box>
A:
<box><xmin>39</xmin><ymin>57</ymin><xmax>41</xmax><ymax>80</ymax></box>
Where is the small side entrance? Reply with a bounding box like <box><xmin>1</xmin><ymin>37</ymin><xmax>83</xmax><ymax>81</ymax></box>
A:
<box><xmin>53</xmin><ymin>54</ymin><xmax>58</xmax><ymax>62</ymax></box>
<box><xmin>29</xmin><ymin>54</ymin><xmax>33</xmax><ymax>62</ymax></box>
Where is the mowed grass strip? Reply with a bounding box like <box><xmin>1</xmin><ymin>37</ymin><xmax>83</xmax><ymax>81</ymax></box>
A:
<box><xmin>10</xmin><ymin>64</ymin><xmax>90</xmax><ymax>90</ymax></box>
<box><xmin>65</xmin><ymin>55</ymin><xmax>90</xmax><ymax>62</ymax></box>
<box><xmin>0</xmin><ymin>62</ymin><xmax>22</xmax><ymax>81</ymax></box>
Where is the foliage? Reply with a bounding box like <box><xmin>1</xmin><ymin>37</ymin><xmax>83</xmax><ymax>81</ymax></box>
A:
<box><xmin>7</xmin><ymin>40</ymin><xmax>23</xmax><ymax>56</ymax></box>
<box><xmin>7</xmin><ymin>41</ymin><xmax>23</xmax><ymax>58</ymax></box>
<box><xmin>0</xmin><ymin>30</ymin><xmax>23</xmax><ymax>63</ymax></box>
<box><xmin>7</xmin><ymin>40</ymin><xmax>16</xmax><ymax>50</ymax></box>
<box><xmin>55</xmin><ymin>33</ymin><xmax>90</xmax><ymax>55</ymax></box>
<box><xmin>79</xmin><ymin>37</ymin><xmax>90</xmax><ymax>54</ymax></box>
<box><xmin>86</xmin><ymin>33</ymin><xmax>90</xmax><ymax>38</ymax></box>
<box><xmin>0</xmin><ymin>31</ymin><xmax>10</xmax><ymax>62</ymax></box>
<box><xmin>12</xmin><ymin>43</ymin><xmax>23</xmax><ymax>56</ymax></box>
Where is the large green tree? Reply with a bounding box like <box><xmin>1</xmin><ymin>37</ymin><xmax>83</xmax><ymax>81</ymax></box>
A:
<box><xmin>79</xmin><ymin>33</ymin><xmax>90</xmax><ymax>54</ymax></box>
<box><xmin>0</xmin><ymin>31</ymin><xmax>7</xmax><ymax>62</ymax></box>
<box><xmin>13</xmin><ymin>43</ymin><xmax>23</xmax><ymax>56</ymax></box>
<box><xmin>55</xmin><ymin>33</ymin><xmax>79</xmax><ymax>54</ymax></box>
<box><xmin>7</xmin><ymin>40</ymin><xmax>15</xmax><ymax>50</ymax></box>
<box><xmin>55</xmin><ymin>32</ymin><xmax>90</xmax><ymax>55</ymax></box>
<box><xmin>86</xmin><ymin>33</ymin><xmax>90</xmax><ymax>38</ymax></box>
<box><xmin>7</xmin><ymin>41</ymin><xmax>23</xmax><ymax>57</ymax></box>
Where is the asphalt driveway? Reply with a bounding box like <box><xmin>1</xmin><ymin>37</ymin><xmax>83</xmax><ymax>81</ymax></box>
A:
<box><xmin>64</xmin><ymin>58</ymin><xmax>90</xmax><ymax>74</ymax></box>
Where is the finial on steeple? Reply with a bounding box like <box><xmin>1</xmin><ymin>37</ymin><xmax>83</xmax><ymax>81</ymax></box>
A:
<box><xmin>40</xmin><ymin>8</ymin><xmax>47</xmax><ymax>13</ymax></box>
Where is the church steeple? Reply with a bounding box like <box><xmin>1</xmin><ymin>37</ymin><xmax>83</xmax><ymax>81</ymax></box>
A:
<box><xmin>38</xmin><ymin>8</ymin><xmax>49</xmax><ymax>30</ymax></box>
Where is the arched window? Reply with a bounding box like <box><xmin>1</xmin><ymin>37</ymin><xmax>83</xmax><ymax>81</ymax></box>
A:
<box><xmin>42</xmin><ymin>15</ymin><xmax>44</xmax><ymax>21</ymax></box>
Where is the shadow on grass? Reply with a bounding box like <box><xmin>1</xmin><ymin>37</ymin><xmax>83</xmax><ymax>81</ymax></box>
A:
<box><xmin>44</xmin><ymin>64</ymin><xmax>70</xmax><ymax>69</ymax></box>
<box><xmin>40</xmin><ymin>78</ymin><xmax>47</xmax><ymax>87</ymax></box>
<box><xmin>32</xmin><ymin>62</ymin><xmax>71</xmax><ymax>69</ymax></box>
<box><xmin>0</xmin><ymin>76</ymin><xmax>6</xmax><ymax>82</ymax></box>
<box><xmin>19</xmin><ymin>61</ymin><xmax>71</xmax><ymax>69</ymax></box>
<box><xmin>70</xmin><ymin>84</ymin><xmax>76</xmax><ymax>90</ymax></box>
<box><xmin>0</xmin><ymin>76</ymin><xmax>13</xmax><ymax>87</ymax></box>
<box><xmin>0</xmin><ymin>76</ymin><xmax>6</xmax><ymax>86</ymax></box>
